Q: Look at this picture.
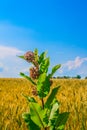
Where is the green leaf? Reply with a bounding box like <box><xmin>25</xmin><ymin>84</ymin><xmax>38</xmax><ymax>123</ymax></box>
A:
<box><xmin>48</xmin><ymin>102</ymin><xmax>59</xmax><ymax>127</ymax></box>
<box><xmin>37</xmin><ymin>73</ymin><xmax>50</xmax><ymax>97</ymax></box>
<box><xmin>45</xmin><ymin>86</ymin><xmax>60</xmax><ymax>108</ymax></box>
<box><xmin>30</xmin><ymin>102</ymin><xmax>45</xmax><ymax>128</ymax></box>
<box><xmin>22</xmin><ymin>94</ymin><xmax>37</xmax><ymax>103</ymax></box>
<box><xmin>17</xmin><ymin>55</ymin><xmax>25</xmax><ymax>60</ymax></box>
<box><xmin>42</xmin><ymin>108</ymin><xmax>49</xmax><ymax>126</ymax></box>
<box><xmin>22</xmin><ymin>113</ymin><xmax>40</xmax><ymax>130</ymax></box>
<box><xmin>40</xmin><ymin>58</ymin><xmax>50</xmax><ymax>73</ymax></box>
<box><xmin>20</xmin><ymin>72</ymin><xmax>36</xmax><ymax>85</ymax></box>
<box><xmin>34</xmin><ymin>48</ymin><xmax>39</xmax><ymax>62</ymax></box>
<box><xmin>55</xmin><ymin>112</ymin><xmax>70</xmax><ymax>130</ymax></box>
<box><xmin>49</xmin><ymin>64</ymin><xmax>61</xmax><ymax>77</ymax></box>
<box><xmin>38</xmin><ymin>51</ymin><xmax>47</xmax><ymax>64</ymax></box>
<box><xmin>57</xmin><ymin>125</ymin><xmax>65</xmax><ymax>130</ymax></box>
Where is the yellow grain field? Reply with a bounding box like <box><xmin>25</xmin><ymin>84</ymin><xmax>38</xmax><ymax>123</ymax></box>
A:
<box><xmin>0</xmin><ymin>78</ymin><xmax>87</xmax><ymax>130</ymax></box>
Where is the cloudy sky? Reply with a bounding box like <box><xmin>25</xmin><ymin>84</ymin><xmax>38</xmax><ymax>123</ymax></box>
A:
<box><xmin>0</xmin><ymin>0</ymin><xmax>87</xmax><ymax>78</ymax></box>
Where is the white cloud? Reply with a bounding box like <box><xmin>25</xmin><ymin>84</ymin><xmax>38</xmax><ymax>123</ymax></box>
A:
<box><xmin>0</xmin><ymin>21</ymin><xmax>39</xmax><ymax>77</ymax></box>
<box><xmin>65</xmin><ymin>56</ymin><xmax>87</xmax><ymax>70</ymax></box>
<box><xmin>0</xmin><ymin>62</ymin><xmax>8</xmax><ymax>71</ymax></box>
<box><xmin>0</xmin><ymin>60</ymin><xmax>8</xmax><ymax>76</ymax></box>
<box><xmin>0</xmin><ymin>62</ymin><xmax>3</xmax><ymax>68</ymax></box>
<box><xmin>59</xmin><ymin>56</ymin><xmax>87</xmax><ymax>73</ymax></box>
<box><xmin>0</xmin><ymin>45</ymin><xmax>23</xmax><ymax>59</ymax></box>
<box><xmin>0</xmin><ymin>45</ymin><xmax>28</xmax><ymax>77</ymax></box>
<box><xmin>0</xmin><ymin>63</ymin><xmax>4</xmax><ymax>72</ymax></box>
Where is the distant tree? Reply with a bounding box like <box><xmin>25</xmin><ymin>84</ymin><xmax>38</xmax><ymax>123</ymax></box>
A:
<box><xmin>63</xmin><ymin>76</ymin><xmax>70</xmax><ymax>79</ymax></box>
<box><xmin>85</xmin><ymin>76</ymin><xmax>87</xmax><ymax>79</ymax></box>
<box><xmin>56</xmin><ymin>76</ymin><xmax>61</xmax><ymax>79</ymax></box>
<box><xmin>56</xmin><ymin>76</ymin><xmax>71</xmax><ymax>79</ymax></box>
<box><xmin>76</xmin><ymin>75</ymin><xmax>81</xmax><ymax>79</ymax></box>
<box><xmin>53</xmin><ymin>76</ymin><xmax>56</xmax><ymax>79</ymax></box>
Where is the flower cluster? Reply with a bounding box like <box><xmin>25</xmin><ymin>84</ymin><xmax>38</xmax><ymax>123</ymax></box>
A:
<box><xmin>30</xmin><ymin>67</ymin><xmax>39</xmax><ymax>79</ymax></box>
<box><xmin>24</xmin><ymin>51</ymin><xmax>39</xmax><ymax>79</ymax></box>
<box><xmin>24</xmin><ymin>51</ymin><xmax>35</xmax><ymax>63</ymax></box>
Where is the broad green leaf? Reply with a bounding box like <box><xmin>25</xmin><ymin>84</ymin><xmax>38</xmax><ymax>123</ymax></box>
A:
<box><xmin>55</xmin><ymin>112</ymin><xmax>70</xmax><ymax>130</ymax></box>
<box><xmin>48</xmin><ymin>102</ymin><xmax>59</xmax><ymax>127</ymax></box>
<box><xmin>40</xmin><ymin>58</ymin><xmax>50</xmax><ymax>73</ymax></box>
<box><xmin>38</xmin><ymin>51</ymin><xmax>47</xmax><ymax>64</ymax></box>
<box><xmin>49</xmin><ymin>64</ymin><xmax>61</xmax><ymax>77</ymax></box>
<box><xmin>20</xmin><ymin>72</ymin><xmax>36</xmax><ymax>85</ymax></box>
<box><xmin>45</xmin><ymin>86</ymin><xmax>60</xmax><ymax>108</ymax></box>
<box><xmin>37</xmin><ymin>73</ymin><xmax>50</xmax><ymax>97</ymax></box>
<box><xmin>30</xmin><ymin>102</ymin><xmax>45</xmax><ymax>128</ymax></box>
<box><xmin>42</xmin><ymin>108</ymin><xmax>49</xmax><ymax>126</ymax></box>
<box><xmin>22</xmin><ymin>113</ymin><xmax>40</xmax><ymax>130</ymax></box>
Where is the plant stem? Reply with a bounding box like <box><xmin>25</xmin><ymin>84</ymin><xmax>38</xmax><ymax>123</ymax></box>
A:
<box><xmin>41</xmin><ymin>98</ymin><xmax>44</xmax><ymax>109</ymax></box>
<box><xmin>41</xmin><ymin>99</ymin><xmax>48</xmax><ymax>130</ymax></box>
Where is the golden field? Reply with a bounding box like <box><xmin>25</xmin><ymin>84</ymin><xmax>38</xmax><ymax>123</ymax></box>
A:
<box><xmin>0</xmin><ymin>78</ymin><xmax>87</xmax><ymax>130</ymax></box>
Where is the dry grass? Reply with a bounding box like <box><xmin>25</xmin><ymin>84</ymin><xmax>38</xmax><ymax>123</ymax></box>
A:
<box><xmin>0</xmin><ymin>78</ymin><xmax>87</xmax><ymax>130</ymax></box>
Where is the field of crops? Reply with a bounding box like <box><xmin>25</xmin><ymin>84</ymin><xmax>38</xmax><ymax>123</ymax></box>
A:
<box><xmin>0</xmin><ymin>78</ymin><xmax>87</xmax><ymax>130</ymax></box>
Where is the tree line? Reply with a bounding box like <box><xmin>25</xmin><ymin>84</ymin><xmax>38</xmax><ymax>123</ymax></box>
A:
<box><xmin>53</xmin><ymin>75</ymin><xmax>87</xmax><ymax>79</ymax></box>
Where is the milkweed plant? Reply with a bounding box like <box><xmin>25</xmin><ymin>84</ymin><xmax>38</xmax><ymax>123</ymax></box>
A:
<box><xmin>19</xmin><ymin>49</ymin><xmax>69</xmax><ymax>130</ymax></box>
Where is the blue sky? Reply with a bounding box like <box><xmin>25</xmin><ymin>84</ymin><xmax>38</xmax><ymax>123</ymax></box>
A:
<box><xmin>0</xmin><ymin>0</ymin><xmax>87</xmax><ymax>78</ymax></box>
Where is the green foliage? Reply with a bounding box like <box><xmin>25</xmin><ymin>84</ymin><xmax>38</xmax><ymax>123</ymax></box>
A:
<box><xmin>22</xmin><ymin>113</ymin><xmax>40</xmax><ymax>130</ymax></box>
<box><xmin>17</xmin><ymin>55</ymin><xmax>25</xmax><ymax>60</ymax></box>
<box><xmin>55</xmin><ymin>112</ymin><xmax>70</xmax><ymax>130</ymax></box>
<box><xmin>20</xmin><ymin>72</ymin><xmax>36</xmax><ymax>85</ymax></box>
<box><xmin>22</xmin><ymin>94</ymin><xmax>37</xmax><ymax>103</ymax></box>
<box><xmin>38</xmin><ymin>51</ymin><xmax>47</xmax><ymax>64</ymax></box>
<box><xmin>29</xmin><ymin>102</ymin><xmax>45</xmax><ymax>128</ymax></box>
<box><xmin>49</xmin><ymin>64</ymin><xmax>61</xmax><ymax>78</ymax></box>
<box><xmin>45</xmin><ymin>86</ymin><xmax>60</xmax><ymax>108</ymax></box>
<box><xmin>37</xmin><ymin>73</ymin><xmax>50</xmax><ymax>97</ymax></box>
<box><xmin>19</xmin><ymin>49</ymin><xmax>69</xmax><ymax>130</ymax></box>
<box><xmin>39</xmin><ymin>57</ymin><xmax>50</xmax><ymax>73</ymax></box>
<box><xmin>34</xmin><ymin>48</ymin><xmax>39</xmax><ymax>62</ymax></box>
<box><xmin>48</xmin><ymin>102</ymin><xmax>59</xmax><ymax>126</ymax></box>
